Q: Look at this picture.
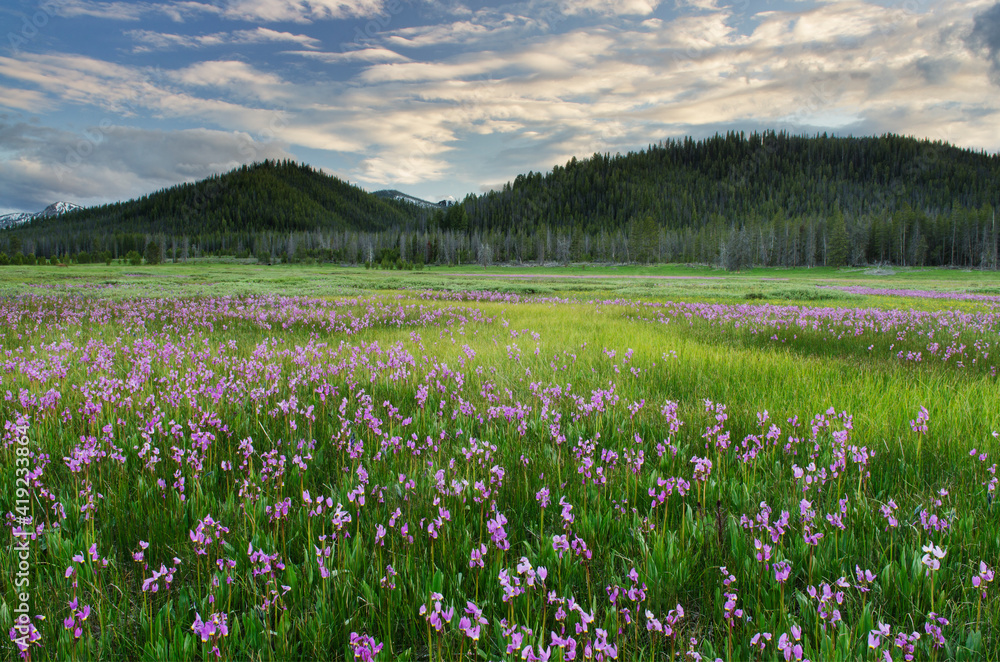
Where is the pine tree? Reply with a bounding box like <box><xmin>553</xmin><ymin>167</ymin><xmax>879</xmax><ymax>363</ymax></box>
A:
<box><xmin>827</xmin><ymin>205</ymin><xmax>849</xmax><ymax>267</ymax></box>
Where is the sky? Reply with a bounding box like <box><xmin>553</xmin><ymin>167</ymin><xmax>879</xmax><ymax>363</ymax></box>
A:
<box><xmin>1</xmin><ymin>0</ymin><xmax>1000</xmax><ymax>214</ymax></box>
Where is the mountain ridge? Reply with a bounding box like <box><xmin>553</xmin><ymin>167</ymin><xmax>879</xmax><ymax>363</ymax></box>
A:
<box><xmin>0</xmin><ymin>201</ymin><xmax>82</xmax><ymax>229</ymax></box>
<box><xmin>372</xmin><ymin>190</ymin><xmax>450</xmax><ymax>209</ymax></box>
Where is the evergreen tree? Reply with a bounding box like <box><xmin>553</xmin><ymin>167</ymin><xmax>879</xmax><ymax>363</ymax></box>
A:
<box><xmin>827</xmin><ymin>205</ymin><xmax>849</xmax><ymax>267</ymax></box>
<box><xmin>145</xmin><ymin>239</ymin><xmax>163</xmax><ymax>265</ymax></box>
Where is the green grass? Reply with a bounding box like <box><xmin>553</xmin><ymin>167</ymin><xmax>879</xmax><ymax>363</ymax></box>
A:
<box><xmin>0</xmin><ymin>267</ymin><xmax>998</xmax><ymax>661</ymax></box>
<box><xmin>3</xmin><ymin>262</ymin><xmax>1000</xmax><ymax>308</ymax></box>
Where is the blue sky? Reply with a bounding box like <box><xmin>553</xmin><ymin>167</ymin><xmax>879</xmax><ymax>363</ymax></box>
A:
<box><xmin>1</xmin><ymin>0</ymin><xmax>999</xmax><ymax>213</ymax></box>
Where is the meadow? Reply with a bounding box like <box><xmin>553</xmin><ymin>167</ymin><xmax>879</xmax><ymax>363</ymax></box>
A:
<box><xmin>1</xmin><ymin>264</ymin><xmax>999</xmax><ymax>661</ymax></box>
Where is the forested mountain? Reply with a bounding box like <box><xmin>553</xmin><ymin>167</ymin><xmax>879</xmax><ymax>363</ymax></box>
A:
<box><xmin>0</xmin><ymin>160</ymin><xmax>427</xmax><ymax>262</ymax></box>
<box><xmin>1</xmin><ymin>132</ymin><xmax>998</xmax><ymax>268</ymax></box>
<box><xmin>463</xmin><ymin>131</ymin><xmax>1000</xmax><ymax>268</ymax></box>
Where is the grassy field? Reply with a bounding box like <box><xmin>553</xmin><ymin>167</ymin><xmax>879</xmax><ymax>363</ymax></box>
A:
<box><xmin>1</xmin><ymin>265</ymin><xmax>998</xmax><ymax>661</ymax></box>
<box><xmin>2</xmin><ymin>262</ymin><xmax>1000</xmax><ymax>305</ymax></box>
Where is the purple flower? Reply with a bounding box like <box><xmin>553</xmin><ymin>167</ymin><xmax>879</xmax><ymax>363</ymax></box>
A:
<box><xmin>349</xmin><ymin>632</ymin><xmax>384</xmax><ymax>660</ymax></box>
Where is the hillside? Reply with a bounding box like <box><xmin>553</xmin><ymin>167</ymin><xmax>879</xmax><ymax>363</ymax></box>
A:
<box><xmin>461</xmin><ymin>131</ymin><xmax>1000</xmax><ymax>267</ymax></box>
<box><xmin>3</xmin><ymin>160</ymin><xmax>427</xmax><ymax>259</ymax></box>
<box><xmin>467</xmin><ymin>132</ymin><xmax>1000</xmax><ymax>232</ymax></box>
<box><xmin>1</xmin><ymin>133</ymin><xmax>998</xmax><ymax>268</ymax></box>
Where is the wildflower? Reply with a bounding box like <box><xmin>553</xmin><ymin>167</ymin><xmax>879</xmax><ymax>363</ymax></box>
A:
<box><xmin>777</xmin><ymin>624</ymin><xmax>803</xmax><ymax>661</ymax></box>
<box><xmin>868</xmin><ymin>622</ymin><xmax>891</xmax><ymax>650</ymax></box>
<box><xmin>973</xmin><ymin>561</ymin><xmax>995</xmax><ymax>598</ymax></box>
<box><xmin>754</xmin><ymin>538</ymin><xmax>772</xmax><ymax>565</ymax></box>
<box><xmin>8</xmin><ymin>617</ymin><xmax>43</xmax><ymax>660</ymax></box>
<box><xmin>419</xmin><ymin>592</ymin><xmax>453</xmax><ymax>632</ymax></box>
<box><xmin>921</xmin><ymin>542</ymin><xmax>946</xmax><ymax>575</ymax></box>
<box><xmin>880</xmin><ymin>500</ymin><xmax>899</xmax><ymax>529</ymax></box>
<box><xmin>132</xmin><ymin>539</ymin><xmax>149</xmax><ymax>563</ymax></box>
<box><xmin>349</xmin><ymin>632</ymin><xmax>384</xmax><ymax>660</ymax></box>
<box><xmin>459</xmin><ymin>601</ymin><xmax>488</xmax><ymax>641</ymax></box>
<box><xmin>910</xmin><ymin>406</ymin><xmax>929</xmax><ymax>434</ymax></box>
<box><xmin>380</xmin><ymin>564</ymin><xmax>397</xmax><ymax>590</ymax></box>
<box><xmin>854</xmin><ymin>565</ymin><xmax>877</xmax><ymax>592</ymax></box>
<box><xmin>750</xmin><ymin>631</ymin><xmax>772</xmax><ymax>652</ymax></box>
<box><xmin>807</xmin><ymin>582</ymin><xmax>845</xmax><ymax>629</ymax></box>
<box><xmin>924</xmin><ymin>613</ymin><xmax>948</xmax><ymax>649</ymax></box>
<box><xmin>63</xmin><ymin>600</ymin><xmax>91</xmax><ymax>639</ymax></box>
<box><xmin>893</xmin><ymin>630</ymin><xmax>921</xmax><ymax>661</ymax></box>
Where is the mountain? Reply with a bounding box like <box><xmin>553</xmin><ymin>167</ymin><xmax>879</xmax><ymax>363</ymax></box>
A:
<box><xmin>0</xmin><ymin>212</ymin><xmax>33</xmax><ymax>230</ymax></box>
<box><xmin>460</xmin><ymin>131</ymin><xmax>999</xmax><ymax>267</ymax></box>
<box><xmin>1</xmin><ymin>160</ymin><xmax>429</xmax><ymax>259</ymax></box>
<box><xmin>0</xmin><ymin>202</ymin><xmax>82</xmax><ymax>230</ymax></box>
<box><xmin>36</xmin><ymin>201</ymin><xmax>84</xmax><ymax>218</ymax></box>
<box><xmin>464</xmin><ymin>132</ymin><xmax>1000</xmax><ymax>234</ymax></box>
<box><xmin>2</xmin><ymin>134</ymin><xmax>998</xmax><ymax>268</ymax></box>
<box><xmin>373</xmin><ymin>190</ymin><xmax>448</xmax><ymax>209</ymax></box>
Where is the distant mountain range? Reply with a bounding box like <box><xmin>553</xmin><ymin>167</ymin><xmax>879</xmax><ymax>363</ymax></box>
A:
<box><xmin>0</xmin><ymin>201</ymin><xmax>83</xmax><ymax>229</ymax></box>
<box><xmin>373</xmin><ymin>190</ymin><xmax>453</xmax><ymax>209</ymax></box>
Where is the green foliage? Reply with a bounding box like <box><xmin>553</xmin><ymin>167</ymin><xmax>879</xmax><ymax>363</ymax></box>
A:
<box><xmin>125</xmin><ymin>250</ymin><xmax>142</xmax><ymax>266</ymax></box>
<box><xmin>144</xmin><ymin>240</ymin><xmax>162</xmax><ymax>265</ymax></box>
<box><xmin>442</xmin><ymin>203</ymin><xmax>468</xmax><ymax>232</ymax></box>
<box><xmin>827</xmin><ymin>205</ymin><xmax>849</xmax><ymax>267</ymax></box>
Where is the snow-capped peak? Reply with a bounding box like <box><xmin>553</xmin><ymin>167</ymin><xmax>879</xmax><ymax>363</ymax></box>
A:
<box><xmin>0</xmin><ymin>201</ymin><xmax>83</xmax><ymax>229</ymax></box>
<box><xmin>37</xmin><ymin>201</ymin><xmax>84</xmax><ymax>218</ymax></box>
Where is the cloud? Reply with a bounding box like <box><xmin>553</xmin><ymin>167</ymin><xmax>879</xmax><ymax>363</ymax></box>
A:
<box><xmin>0</xmin><ymin>122</ymin><xmax>293</xmax><ymax>212</ymax></box>
<box><xmin>4</xmin><ymin>0</ymin><xmax>1000</xmax><ymax>204</ymax></box>
<box><xmin>170</xmin><ymin>61</ymin><xmax>287</xmax><ymax>92</ymax></box>
<box><xmin>969</xmin><ymin>2</ymin><xmax>1000</xmax><ymax>84</ymax></box>
<box><xmin>54</xmin><ymin>1</ymin><xmax>150</xmax><ymax>21</ymax></box>
<box><xmin>54</xmin><ymin>1</ymin><xmax>221</xmax><ymax>22</ymax></box>
<box><xmin>0</xmin><ymin>52</ymin><xmax>366</xmax><ymax>153</ymax></box>
<box><xmin>126</xmin><ymin>27</ymin><xmax>322</xmax><ymax>52</ymax></box>
<box><xmin>557</xmin><ymin>0</ymin><xmax>662</xmax><ymax>16</ymax></box>
<box><xmin>219</xmin><ymin>0</ymin><xmax>390</xmax><ymax>22</ymax></box>
<box><xmin>387</xmin><ymin>15</ymin><xmax>541</xmax><ymax>48</ymax></box>
<box><xmin>52</xmin><ymin>0</ymin><xmax>390</xmax><ymax>23</ymax></box>
<box><xmin>914</xmin><ymin>56</ymin><xmax>961</xmax><ymax>85</ymax></box>
<box><xmin>286</xmin><ymin>48</ymin><xmax>411</xmax><ymax>63</ymax></box>
<box><xmin>0</xmin><ymin>86</ymin><xmax>50</xmax><ymax>112</ymax></box>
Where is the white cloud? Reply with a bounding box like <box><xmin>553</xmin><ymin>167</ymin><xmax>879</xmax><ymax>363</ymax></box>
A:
<box><xmin>219</xmin><ymin>0</ymin><xmax>389</xmax><ymax>22</ymax></box>
<box><xmin>55</xmin><ymin>1</ymin><xmax>150</xmax><ymax>21</ymax></box>
<box><xmin>171</xmin><ymin>61</ymin><xmax>286</xmax><ymax>89</ymax></box>
<box><xmin>0</xmin><ymin>86</ymin><xmax>50</xmax><ymax>112</ymax></box>
<box><xmin>54</xmin><ymin>1</ymin><xmax>222</xmax><ymax>21</ymax></box>
<box><xmin>557</xmin><ymin>0</ymin><xmax>662</xmax><ymax>16</ymax></box>
<box><xmin>53</xmin><ymin>0</ymin><xmax>390</xmax><ymax>23</ymax></box>
<box><xmin>286</xmin><ymin>48</ymin><xmax>411</xmax><ymax>63</ymax></box>
<box><xmin>126</xmin><ymin>27</ymin><xmax>322</xmax><ymax>52</ymax></box>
